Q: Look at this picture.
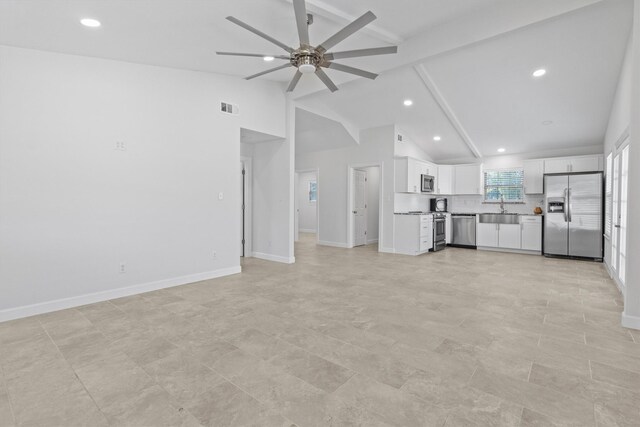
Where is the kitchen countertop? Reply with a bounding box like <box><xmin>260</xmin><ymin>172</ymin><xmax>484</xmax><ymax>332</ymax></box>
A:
<box><xmin>394</xmin><ymin>212</ymin><xmax>433</xmax><ymax>215</ymax></box>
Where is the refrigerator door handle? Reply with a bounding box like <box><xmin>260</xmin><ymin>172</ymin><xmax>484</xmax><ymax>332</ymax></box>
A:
<box><xmin>568</xmin><ymin>187</ymin><xmax>572</xmax><ymax>223</ymax></box>
<box><xmin>563</xmin><ymin>188</ymin><xmax>568</xmax><ymax>222</ymax></box>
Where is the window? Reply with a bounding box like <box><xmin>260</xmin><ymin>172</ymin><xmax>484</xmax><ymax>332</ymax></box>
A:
<box><xmin>484</xmin><ymin>169</ymin><xmax>524</xmax><ymax>202</ymax></box>
<box><xmin>308</xmin><ymin>181</ymin><xmax>317</xmax><ymax>202</ymax></box>
<box><xmin>604</xmin><ymin>152</ymin><xmax>613</xmax><ymax>237</ymax></box>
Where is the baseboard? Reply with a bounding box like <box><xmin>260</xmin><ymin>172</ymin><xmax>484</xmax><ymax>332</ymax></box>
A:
<box><xmin>477</xmin><ymin>246</ymin><xmax>542</xmax><ymax>256</ymax></box>
<box><xmin>299</xmin><ymin>229</ymin><xmax>316</xmax><ymax>233</ymax></box>
<box><xmin>378</xmin><ymin>247</ymin><xmax>396</xmax><ymax>254</ymax></box>
<box><xmin>252</xmin><ymin>252</ymin><xmax>295</xmax><ymax>264</ymax></box>
<box><xmin>317</xmin><ymin>240</ymin><xmax>348</xmax><ymax>248</ymax></box>
<box><xmin>0</xmin><ymin>266</ymin><xmax>242</xmax><ymax>323</ymax></box>
<box><xmin>621</xmin><ymin>312</ymin><xmax>640</xmax><ymax>330</ymax></box>
<box><xmin>366</xmin><ymin>238</ymin><xmax>379</xmax><ymax>245</ymax></box>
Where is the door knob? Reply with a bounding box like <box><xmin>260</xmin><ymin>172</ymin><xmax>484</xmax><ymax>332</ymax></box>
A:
<box><xmin>353</xmin><ymin>211</ymin><xmax>357</xmax><ymax>214</ymax></box>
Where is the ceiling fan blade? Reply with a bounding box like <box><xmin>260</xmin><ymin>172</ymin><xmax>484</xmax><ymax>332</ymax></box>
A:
<box><xmin>226</xmin><ymin>16</ymin><xmax>294</xmax><ymax>53</ymax></box>
<box><xmin>293</xmin><ymin>0</ymin><xmax>310</xmax><ymax>45</ymax></box>
<box><xmin>324</xmin><ymin>46</ymin><xmax>397</xmax><ymax>61</ymax></box>
<box><xmin>286</xmin><ymin>71</ymin><xmax>303</xmax><ymax>92</ymax></box>
<box><xmin>315</xmin><ymin>68</ymin><xmax>338</xmax><ymax>92</ymax></box>
<box><xmin>316</xmin><ymin>11</ymin><xmax>376</xmax><ymax>53</ymax></box>
<box><xmin>245</xmin><ymin>63</ymin><xmax>292</xmax><ymax>80</ymax></box>
<box><xmin>323</xmin><ymin>62</ymin><xmax>378</xmax><ymax>80</ymax></box>
<box><xmin>217</xmin><ymin>52</ymin><xmax>290</xmax><ymax>60</ymax></box>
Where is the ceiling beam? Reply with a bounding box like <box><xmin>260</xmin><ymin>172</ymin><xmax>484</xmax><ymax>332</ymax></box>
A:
<box><xmin>291</xmin><ymin>0</ymin><xmax>604</xmax><ymax>100</ymax></box>
<box><xmin>414</xmin><ymin>64</ymin><xmax>482</xmax><ymax>159</ymax></box>
<box><xmin>282</xmin><ymin>0</ymin><xmax>403</xmax><ymax>45</ymax></box>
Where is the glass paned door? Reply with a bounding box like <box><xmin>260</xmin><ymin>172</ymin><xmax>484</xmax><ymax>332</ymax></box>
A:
<box><xmin>611</xmin><ymin>138</ymin><xmax>630</xmax><ymax>289</ymax></box>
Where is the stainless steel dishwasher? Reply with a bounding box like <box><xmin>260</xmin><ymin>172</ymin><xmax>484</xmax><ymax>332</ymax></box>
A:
<box><xmin>451</xmin><ymin>214</ymin><xmax>477</xmax><ymax>248</ymax></box>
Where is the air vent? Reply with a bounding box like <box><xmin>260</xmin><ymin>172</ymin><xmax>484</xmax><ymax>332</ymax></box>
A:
<box><xmin>220</xmin><ymin>102</ymin><xmax>240</xmax><ymax>115</ymax></box>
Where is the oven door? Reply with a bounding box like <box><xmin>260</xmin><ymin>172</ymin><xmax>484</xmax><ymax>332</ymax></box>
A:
<box><xmin>421</xmin><ymin>175</ymin><xmax>434</xmax><ymax>193</ymax></box>
<box><xmin>433</xmin><ymin>217</ymin><xmax>446</xmax><ymax>251</ymax></box>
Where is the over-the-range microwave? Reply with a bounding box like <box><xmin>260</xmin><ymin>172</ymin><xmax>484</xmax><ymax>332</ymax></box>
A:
<box><xmin>421</xmin><ymin>174</ymin><xmax>435</xmax><ymax>193</ymax></box>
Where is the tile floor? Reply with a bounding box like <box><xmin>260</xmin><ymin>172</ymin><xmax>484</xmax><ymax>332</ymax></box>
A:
<box><xmin>1</xmin><ymin>233</ymin><xmax>639</xmax><ymax>426</ymax></box>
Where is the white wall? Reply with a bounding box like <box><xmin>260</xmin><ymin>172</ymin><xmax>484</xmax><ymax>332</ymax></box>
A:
<box><xmin>296</xmin><ymin>125</ymin><xmax>395</xmax><ymax>251</ymax></box>
<box><xmin>622</xmin><ymin>0</ymin><xmax>640</xmax><ymax>330</ymax></box>
<box><xmin>297</xmin><ymin>171</ymin><xmax>317</xmax><ymax>232</ymax></box>
<box><xmin>394</xmin><ymin>129</ymin><xmax>433</xmax><ymax>161</ymax></box>
<box><xmin>0</xmin><ymin>46</ymin><xmax>287</xmax><ymax>320</ymax></box>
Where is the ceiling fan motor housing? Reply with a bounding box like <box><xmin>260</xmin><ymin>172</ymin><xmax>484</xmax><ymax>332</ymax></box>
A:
<box><xmin>293</xmin><ymin>48</ymin><xmax>321</xmax><ymax>74</ymax></box>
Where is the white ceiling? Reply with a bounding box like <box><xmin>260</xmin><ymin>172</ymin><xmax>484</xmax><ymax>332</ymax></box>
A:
<box><xmin>0</xmin><ymin>0</ymin><xmax>633</xmax><ymax>161</ymax></box>
<box><xmin>296</xmin><ymin>67</ymin><xmax>472</xmax><ymax>159</ymax></box>
<box><xmin>421</xmin><ymin>0</ymin><xmax>632</xmax><ymax>158</ymax></box>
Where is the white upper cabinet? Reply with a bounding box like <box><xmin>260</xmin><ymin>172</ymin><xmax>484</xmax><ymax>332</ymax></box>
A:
<box><xmin>395</xmin><ymin>157</ymin><xmax>438</xmax><ymax>193</ymax></box>
<box><xmin>570</xmin><ymin>156</ymin><xmax>603</xmax><ymax>172</ymax></box>
<box><xmin>395</xmin><ymin>157</ymin><xmax>420</xmax><ymax>193</ymax></box>
<box><xmin>437</xmin><ymin>165</ymin><xmax>453</xmax><ymax>195</ymax></box>
<box><xmin>544</xmin><ymin>155</ymin><xmax>603</xmax><ymax>174</ymax></box>
<box><xmin>523</xmin><ymin>159</ymin><xmax>544</xmax><ymax>194</ymax></box>
<box><xmin>454</xmin><ymin>164</ymin><xmax>483</xmax><ymax>195</ymax></box>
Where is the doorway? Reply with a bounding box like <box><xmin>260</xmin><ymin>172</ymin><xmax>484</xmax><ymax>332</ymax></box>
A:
<box><xmin>295</xmin><ymin>169</ymin><xmax>319</xmax><ymax>243</ymax></box>
<box><xmin>348</xmin><ymin>164</ymin><xmax>381</xmax><ymax>248</ymax></box>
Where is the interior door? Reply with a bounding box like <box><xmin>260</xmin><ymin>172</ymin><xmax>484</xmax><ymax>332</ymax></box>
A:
<box><xmin>568</xmin><ymin>173</ymin><xmax>603</xmax><ymax>258</ymax></box>
<box><xmin>294</xmin><ymin>172</ymin><xmax>299</xmax><ymax>242</ymax></box>
<box><xmin>240</xmin><ymin>161</ymin><xmax>245</xmax><ymax>257</ymax></box>
<box><xmin>353</xmin><ymin>169</ymin><xmax>367</xmax><ymax>247</ymax></box>
<box><xmin>612</xmin><ymin>144</ymin><xmax>630</xmax><ymax>285</ymax></box>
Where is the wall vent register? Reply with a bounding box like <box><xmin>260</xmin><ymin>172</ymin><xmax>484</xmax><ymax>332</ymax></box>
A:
<box><xmin>220</xmin><ymin>102</ymin><xmax>240</xmax><ymax>115</ymax></box>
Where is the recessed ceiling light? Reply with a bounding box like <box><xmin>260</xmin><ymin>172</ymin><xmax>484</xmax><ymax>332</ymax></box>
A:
<box><xmin>403</xmin><ymin>99</ymin><xmax>413</xmax><ymax>106</ymax></box>
<box><xmin>542</xmin><ymin>120</ymin><xmax>553</xmax><ymax>125</ymax></box>
<box><xmin>497</xmin><ymin>148</ymin><xmax>506</xmax><ymax>153</ymax></box>
<box><xmin>532</xmin><ymin>68</ymin><xmax>546</xmax><ymax>78</ymax></box>
<box><xmin>263</xmin><ymin>56</ymin><xmax>275</xmax><ymax>62</ymax></box>
<box><xmin>80</xmin><ymin>18</ymin><xmax>101</xmax><ymax>28</ymax></box>
<box><xmin>433</xmin><ymin>136</ymin><xmax>441</xmax><ymax>141</ymax></box>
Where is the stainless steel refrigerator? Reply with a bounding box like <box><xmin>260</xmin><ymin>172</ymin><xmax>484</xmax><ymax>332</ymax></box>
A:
<box><xmin>544</xmin><ymin>172</ymin><xmax>603</xmax><ymax>260</ymax></box>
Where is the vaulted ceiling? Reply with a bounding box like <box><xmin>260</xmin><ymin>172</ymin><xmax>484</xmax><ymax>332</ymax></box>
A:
<box><xmin>0</xmin><ymin>0</ymin><xmax>633</xmax><ymax>161</ymax></box>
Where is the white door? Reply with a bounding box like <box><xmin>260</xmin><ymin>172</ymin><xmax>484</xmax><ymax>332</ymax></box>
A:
<box><xmin>353</xmin><ymin>169</ymin><xmax>367</xmax><ymax>247</ymax></box>
<box><xmin>240</xmin><ymin>161</ymin><xmax>245</xmax><ymax>257</ymax></box>
<box><xmin>294</xmin><ymin>172</ymin><xmax>299</xmax><ymax>242</ymax></box>
<box><xmin>611</xmin><ymin>140</ymin><xmax>630</xmax><ymax>288</ymax></box>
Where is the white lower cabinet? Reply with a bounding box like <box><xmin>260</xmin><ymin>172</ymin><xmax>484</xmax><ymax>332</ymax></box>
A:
<box><xmin>498</xmin><ymin>224</ymin><xmax>521</xmax><ymax>249</ymax></box>
<box><xmin>521</xmin><ymin>216</ymin><xmax>542</xmax><ymax>252</ymax></box>
<box><xmin>477</xmin><ymin>223</ymin><xmax>498</xmax><ymax>247</ymax></box>
<box><xmin>477</xmin><ymin>216</ymin><xmax>541</xmax><ymax>253</ymax></box>
<box><xmin>394</xmin><ymin>214</ymin><xmax>433</xmax><ymax>255</ymax></box>
<box><xmin>445</xmin><ymin>213</ymin><xmax>452</xmax><ymax>244</ymax></box>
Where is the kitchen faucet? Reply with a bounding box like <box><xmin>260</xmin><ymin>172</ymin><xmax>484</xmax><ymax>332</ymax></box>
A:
<box><xmin>499</xmin><ymin>196</ymin><xmax>507</xmax><ymax>214</ymax></box>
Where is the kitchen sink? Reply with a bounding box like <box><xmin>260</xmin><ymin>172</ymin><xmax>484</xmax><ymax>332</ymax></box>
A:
<box><xmin>478</xmin><ymin>213</ymin><xmax>520</xmax><ymax>224</ymax></box>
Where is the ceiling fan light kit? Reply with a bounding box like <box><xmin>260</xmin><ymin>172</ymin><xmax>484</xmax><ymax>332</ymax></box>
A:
<box><xmin>217</xmin><ymin>0</ymin><xmax>398</xmax><ymax>92</ymax></box>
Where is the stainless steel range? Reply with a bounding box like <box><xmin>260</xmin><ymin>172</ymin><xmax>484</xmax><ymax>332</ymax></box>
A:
<box><xmin>432</xmin><ymin>213</ymin><xmax>446</xmax><ymax>251</ymax></box>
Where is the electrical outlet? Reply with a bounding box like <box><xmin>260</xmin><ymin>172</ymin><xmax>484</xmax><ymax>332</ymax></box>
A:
<box><xmin>119</xmin><ymin>262</ymin><xmax>126</xmax><ymax>273</ymax></box>
<box><xmin>115</xmin><ymin>141</ymin><xmax>126</xmax><ymax>151</ymax></box>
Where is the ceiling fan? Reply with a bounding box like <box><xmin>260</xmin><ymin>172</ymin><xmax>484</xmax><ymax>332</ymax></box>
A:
<box><xmin>217</xmin><ymin>0</ymin><xmax>398</xmax><ymax>92</ymax></box>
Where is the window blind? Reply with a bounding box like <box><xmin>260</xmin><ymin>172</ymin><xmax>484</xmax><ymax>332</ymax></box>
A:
<box><xmin>484</xmin><ymin>169</ymin><xmax>524</xmax><ymax>202</ymax></box>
